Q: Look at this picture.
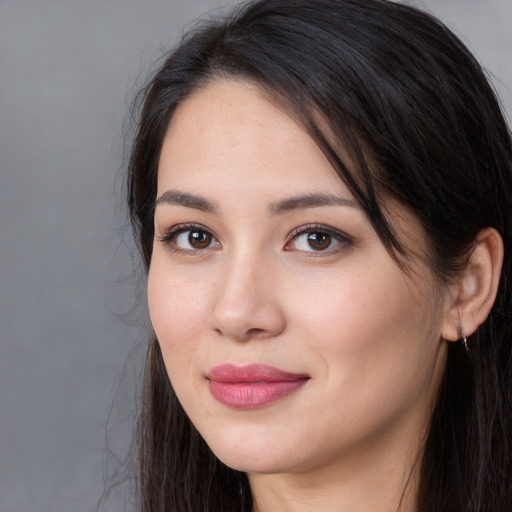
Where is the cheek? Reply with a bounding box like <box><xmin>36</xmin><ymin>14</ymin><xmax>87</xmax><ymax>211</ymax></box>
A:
<box><xmin>147</xmin><ymin>260</ymin><xmax>207</xmax><ymax>362</ymax></box>
<box><xmin>295</xmin><ymin>263</ymin><xmax>437</xmax><ymax>393</ymax></box>
<box><xmin>296</xmin><ymin>263</ymin><xmax>416</xmax><ymax>347</ymax></box>
<box><xmin>147</xmin><ymin>261</ymin><xmax>216</xmax><ymax>414</ymax></box>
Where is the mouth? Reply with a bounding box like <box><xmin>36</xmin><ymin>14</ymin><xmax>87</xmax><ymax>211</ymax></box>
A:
<box><xmin>207</xmin><ymin>364</ymin><xmax>310</xmax><ymax>409</ymax></box>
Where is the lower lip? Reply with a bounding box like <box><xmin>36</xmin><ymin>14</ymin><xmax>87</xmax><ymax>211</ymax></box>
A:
<box><xmin>208</xmin><ymin>379</ymin><xmax>307</xmax><ymax>409</ymax></box>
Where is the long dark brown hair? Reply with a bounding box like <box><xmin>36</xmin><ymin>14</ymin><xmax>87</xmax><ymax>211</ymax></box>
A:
<box><xmin>126</xmin><ymin>1</ymin><xmax>512</xmax><ymax>510</ymax></box>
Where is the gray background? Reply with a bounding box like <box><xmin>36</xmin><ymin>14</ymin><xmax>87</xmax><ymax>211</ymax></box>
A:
<box><xmin>1</xmin><ymin>1</ymin><xmax>510</xmax><ymax>511</ymax></box>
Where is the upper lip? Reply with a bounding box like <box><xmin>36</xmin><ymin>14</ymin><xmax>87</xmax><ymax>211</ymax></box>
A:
<box><xmin>207</xmin><ymin>363</ymin><xmax>310</xmax><ymax>383</ymax></box>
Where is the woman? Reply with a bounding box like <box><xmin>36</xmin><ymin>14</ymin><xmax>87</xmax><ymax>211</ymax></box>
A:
<box><xmin>126</xmin><ymin>0</ymin><xmax>512</xmax><ymax>510</ymax></box>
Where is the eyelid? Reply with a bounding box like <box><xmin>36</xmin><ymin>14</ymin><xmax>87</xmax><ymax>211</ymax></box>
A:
<box><xmin>157</xmin><ymin>223</ymin><xmax>220</xmax><ymax>251</ymax></box>
<box><xmin>285</xmin><ymin>224</ymin><xmax>352</xmax><ymax>253</ymax></box>
<box><xmin>157</xmin><ymin>222</ymin><xmax>351</xmax><ymax>254</ymax></box>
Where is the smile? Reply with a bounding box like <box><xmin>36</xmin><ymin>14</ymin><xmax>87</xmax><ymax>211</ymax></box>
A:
<box><xmin>207</xmin><ymin>364</ymin><xmax>310</xmax><ymax>409</ymax></box>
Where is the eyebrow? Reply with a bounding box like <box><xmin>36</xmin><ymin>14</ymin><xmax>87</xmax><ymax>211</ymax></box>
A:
<box><xmin>154</xmin><ymin>190</ymin><xmax>359</xmax><ymax>215</ymax></box>
<box><xmin>155</xmin><ymin>190</ymin><xmax>220</xmax><ymax>214</ymax></box>
<box><xmin>268</xmin><ymin>193</ymin><xmax>359</xmax><ymax>215</ymax></box>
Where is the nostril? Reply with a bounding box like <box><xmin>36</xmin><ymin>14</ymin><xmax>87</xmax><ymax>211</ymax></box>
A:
<box><xmin>214</xmin><ymin>326</ymin><xmax>269</xmax><ymax>341</ymax></box>
<box><xmin>246</xmin><ymin>327</ymin><xmax>270</xmax><ymax>339</ymax></box>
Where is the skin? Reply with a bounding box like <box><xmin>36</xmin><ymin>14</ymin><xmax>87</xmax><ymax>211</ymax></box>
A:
<box><xmin>148</xmin><ymin>80</ymin><xmax>456</xmax><ymax>512</ymax></box>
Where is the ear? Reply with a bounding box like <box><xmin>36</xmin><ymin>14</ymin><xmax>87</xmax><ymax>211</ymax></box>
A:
<box><xmin>441</xmin><ymin>228</ymin><xmax>504</xmax><ymax>342</ymax></box>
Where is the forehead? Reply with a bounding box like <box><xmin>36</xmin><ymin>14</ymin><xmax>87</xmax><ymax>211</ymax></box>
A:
<box><xmin>158</xmin><ymin>79</ymin><xmax>348</xmax><ymax>196</ymax></box>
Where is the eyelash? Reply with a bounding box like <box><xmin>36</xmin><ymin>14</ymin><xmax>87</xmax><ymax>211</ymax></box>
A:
<box><xmin>157</xmin><ymin>223</ymin><xmax>352</xmax><ymax>255</ymax></box>
<box><xmin>157</xmin><ymin>223</ymin><xmax>220</xmax><ymax>254</ymax></box>
<box><xmin>285</xmin><ymin>224</ymin><xmax>352</xmax><ymax>256</ymax></box>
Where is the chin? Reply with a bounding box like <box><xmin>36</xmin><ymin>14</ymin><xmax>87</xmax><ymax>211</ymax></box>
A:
<box><xmin>214</xmin><ymin>449</ymin><xmax>290</xmax><ymax>474</ymax></box>
<box><xmin>202</xmin><ymin>428</ymin><xmax>298</xmax><ymax>474</ymax></box>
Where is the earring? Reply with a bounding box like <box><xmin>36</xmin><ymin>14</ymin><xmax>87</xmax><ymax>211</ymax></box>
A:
<box><xmin>458</xmin><ymin>325</ymin><xmax>469</xmax><ymax>353</ymax></box>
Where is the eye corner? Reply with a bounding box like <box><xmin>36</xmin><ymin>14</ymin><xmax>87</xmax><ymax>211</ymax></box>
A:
<box><xmin>285</xmin><ymin>224</ymin><xmax>353</xmax><ymax>255</ymax></box>
<box><xmin>156</xmin><ymin>223</ymin><xmax>221</xmax><ymax>254</ymax></box>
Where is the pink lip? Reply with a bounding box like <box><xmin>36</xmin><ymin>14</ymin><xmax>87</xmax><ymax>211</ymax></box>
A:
<box><xmin>207</xmin><ymin>364</ymin><xmax>309</xmax><ymax>409</ymax></box>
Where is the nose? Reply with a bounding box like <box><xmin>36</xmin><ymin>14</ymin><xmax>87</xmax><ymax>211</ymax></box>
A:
<box><xmin>207</xmin><ymin>253</ymin><xmax>286</xmax><ymax>342</ymax></box>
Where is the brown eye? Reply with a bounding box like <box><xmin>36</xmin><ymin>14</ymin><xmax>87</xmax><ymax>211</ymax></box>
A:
<box><xmin>306</xmin><ymin>232</ymin><xmax>331</xmax><ymax>250</ymax></box>
<box><xmin>285</xmin><ymin>225</ymin><xmax>350</xmax><ymax>254</ymax></box>
<box><xmin>188</xmin><ymin>230</ymin><xmax>212</xmax><ymax>249</ymax></box>
<box><xmin>166</xmin><ymin>228</ymin><xmax>219</xmax><ymax>251</ymax></box>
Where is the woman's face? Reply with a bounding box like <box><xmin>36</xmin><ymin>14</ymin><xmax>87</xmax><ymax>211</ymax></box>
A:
<box><xmin>148</xmin><ymin>80</ymin><xmax>451</xmax><ymax>476</ymax></box>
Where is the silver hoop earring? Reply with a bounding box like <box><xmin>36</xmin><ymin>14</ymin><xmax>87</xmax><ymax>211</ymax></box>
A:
<box><xmin>458</xmin><ymin>325</ymin><xmax>469</xmax><ymax>353</ymax></box>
